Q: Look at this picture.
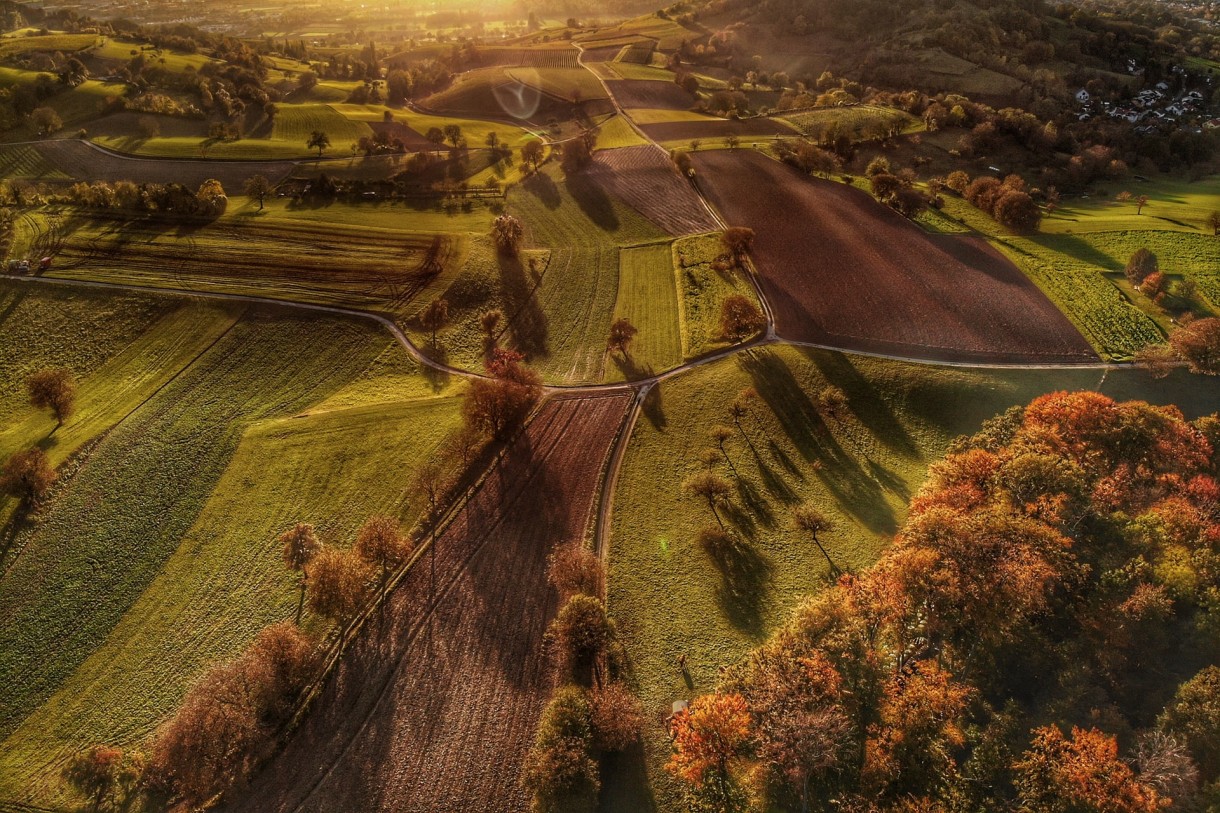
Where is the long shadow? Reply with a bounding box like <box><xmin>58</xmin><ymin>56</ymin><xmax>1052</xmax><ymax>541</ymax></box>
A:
<box><xmin>521</xmin><ymin>171</ymin><xmax>562</xmax><ymax>209</ymax></box>
<box><xmin>705</xmin><ymin>533</ymin><xmax>772</xmax><ymax>637</ymax></box>
<box><xmin>641</xmin><ymin>383</ymin><xmax>667</xmax><ymax>430</ymax></box>
<box><xmin>1028</xmin><ymin>232</ymin><xmax>1120</xmax><ymax>269</ymax></box>
<box><xmin>609</xmin><ymin>351</ymin><xmax>654</xmax><ymax>383</ymax></box>
<box><xmin>735</xmin><ymin>476</ymin><xmax>775</xmax><ymax>529</ymax></box>
<box><xmin>740</xmin><ymin>350</ymin><xmax>898</xmax><ymax>535</ymax></box>
<box><xmin>598</xmin><ymin>742</ymin><xmax>658</xmax><ymax>813</ymax></box>
<box><xmin>749</xmin><ymin>443</ymin><xmax>799</xmax><ymax>505</ymax></box>
<box><xmin>564</xmin><ymin>171</ymin><xmax>620</xmax><ymax>232</ymax></box>
<box><xmin>496</xmin><ymin>253</ymin><xmax>549</xmax><ymax>359</ymax></box>
<box><xmin>806</xmin><ymin>349</ymin><xmax>919</xmax><ymax>458</ymax></box>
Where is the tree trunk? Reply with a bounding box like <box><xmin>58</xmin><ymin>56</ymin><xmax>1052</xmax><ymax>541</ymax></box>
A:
<box><xmin>295</xmin><ymin>580</ymin><xmax>306</xmax><ymax>624</ymax></box>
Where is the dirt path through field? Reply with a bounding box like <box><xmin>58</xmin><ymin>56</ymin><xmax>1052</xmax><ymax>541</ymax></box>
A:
<box><xmin>224</xmin><ymin>392</ymin><xmax>632</xmax><ymax>813</ymax></box>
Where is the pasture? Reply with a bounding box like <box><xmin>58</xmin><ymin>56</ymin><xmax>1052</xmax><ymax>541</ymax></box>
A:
<box><xmin>690</xmin><ymin>149</ymin><xmax>1097</xmax><ymax>364</ymax></box>
<box><xmin>604</xmin><ymin>344</ymin><xmax>1220</xmax><ymax>812</ymax></box>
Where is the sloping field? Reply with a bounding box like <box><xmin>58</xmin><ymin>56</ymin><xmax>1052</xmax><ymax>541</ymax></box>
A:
<box><xmin>45</xmin><ymin>217</ymin><xmax>456</xmax><ymax>313</ymax></box>
<box><xmin>0</xmin><ymin>307</ymin><xmax>392</xmax><ymax>749</ymax></box>
<box><xmin>604</xmin><ymin>344</ymin><xmax>1220</xmax><ymax>812</ymax></box>
<box><xmin>507</xmin><ymin>67</ymin><xmax>608</xmax><ymax>102</ymax></box>
<box><xmin>272</xmin><ymin>104</ymin><xmax>372</xmax><ymax>146</ymax></box>
<box><xmin>607</xmin><ymin>79</ymin><xmax>696</xmax><ymax>110</ymax></box>
<box><xmin>585</xmin><ymin>145</ymin><xmax>718</xmax><ymax>237</ymax></box>
<box><xmin>3</xmin><ymin>140</ymin><xmax>296</xmax><ymax>188</ymax></box>
<box><xmin>691</xmin><ymin>150</ymin><xmax>1096</xmax><ymax>363</ymax></box>
<box><xmin>640</xmin><ymin>117</ymin><xmax>799</xmax><ymax>142</ymax></box>
<box><xmin>779</xmin><ymin>105</ymin><xmax>920</xmax><ymax>142</ymax></box>
<box><xmin>0</xmin><ymin>144</ymin><xmax>67</xmax><ymax>181</ymax></box>
<box><xmin>227</xmin><ymin>392</ymin><xmax>632</xmax><ymax>813</ymax></box>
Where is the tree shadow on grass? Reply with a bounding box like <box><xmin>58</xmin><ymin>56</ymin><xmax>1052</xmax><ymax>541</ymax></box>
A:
<box><xmin>609</xmin><ymin>350</ymin><xmax>654</xmax><ymax>383</ymax></box>
<box><xmin>521</xmin><ymin>170</ymin><xmax>562</xmax><ymax>209</ymax></box>
<box><xmin>564</xmin><ymin>171</ymin><xmax>620</xmax><ymax>233</ymax></box>
<box><xmin>496</xmin><ymin>252</ymin><xmax>549</xmax><ymax>360</ymax></box>
<box><xmin>734</xmin><ymin>477</ymin><xmax>775</xmax><ymax>529</ymax></box>
<box><xmin>703</xmin><ymin>532</ymin><xmax>771</xmax><ymax>637</ymax></box>
<box><xmin>598</xmin><ymin>742</ymin><xmax>658</xmax><ymax>813</ymax></box>
<box><xmin>641</xmin><ymin>382</ymin><xmax>667</xmax><ymax>430</ymax></box>
<box><xmin>805</xmin><ymin>349</ymin><xmax>919</xmax><ymax>458</ymax></box>
<box><xmin>741</xmin><ymin>350</ymin><xmax>898</xmax><ymax>535</ymax></box>
<box><xmin>420</xmin><ymin>342</ymin><xmax>452</xmax><ymax>392</ymax></box>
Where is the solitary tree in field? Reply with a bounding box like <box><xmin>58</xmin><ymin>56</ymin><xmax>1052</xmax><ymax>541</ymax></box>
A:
<box><xmin>1</xmin><ymin>447</ymin><xmax>57</xmax><ymax>506</ymax></box>
<box><xmin>725</xmin><ymin>134</ymin><xmax>740</xmax><ymax>149</ymax></box>
<box><xmin>62</xmin><ymin>745</ymin><xmax>128</xmax><ymax>812</ymax></box>
<box><xmin>481</xmin><ymin>308</ymin><xmax>503</xmax><ymax>342</ymax></box>
<box><xmin>420</xmin><ymin>298</ymin><xmax>449</xmax><ymax>346</ymax></box>
<box><xmin>244</xmin><ymin>174</ymin><xmax>273</xmax><ymax>210</ymax></box>
<box><xmin>1136</xmin><ymin>194</ymin><xmax>1149</xmax><ymax>215</ymax></box>
<box><xmin>683</xmin><ymin>470</ymin><xmax>732</xmax><ymax>530</ymax></box>
<box><xmin>792</xmin><ymin>502</ymin><xmax>840</xmax><ymax>576</ymax></box>
<box><xmin>1125</xmin><ymin>248</ymin><xmax>1159</xmax><ymax>285</ymax></box>
<box><xmin>463</xmin><ymin>348</ymin><xmax>542</xmax><ymax>439</ymax></box>
<box><xmin>521</xmin><ymin>138</ymin><xmax>545</xmax><ymax>173</ymax></box>
<box><xmin>354</xmin><ymin>515</ymin><xmax>413</xmax><ymax>604</ymax></box>
<box><xmin>27</xmin><ymin>368</ymin><xmax>75</xmax><ymax>428</ymax></box>
<box><xmin>709</xmin><ymin>425</ymin><xmax>741</xmax><ymax>479</ymax></box>
<box><xmin>306</xmin><ymin>129</ymin><xmax>331</xmax><ymax>157</ymax></box>
<box><xmin>492</xmin><ymin>213</ymin><xmax>524</xmax><ymax>257</ymax></box>
<box><xmin>817</xmin><ymin>385</ymin><xmax>848</xmax><ymax>420</ymax></box>
<box><xmin>721</xmin><ymin>227</ymin><xmax>755</xmax><ymax>265</ymax></box>
<box><xmin>607</xmin><ymin>318</ymin><xmax>638</xmax><ymax>360</ymax></box>
<box><xmin>306</xmin><ymin>546</ymin><xmax>372</xmax><ymax>639</ymax></box>
<box><xmin>443</xmin><ymin>123</ymin><xmax>463</xmax><ymax>148</ymax></box>
<box><xmin>1207</xmin><ymin>211</ymin><xmax>1220</xmax><ymax>236</ymax></box>
<box><xmin>280</xmin><ymin>523</ymin><xmax>321</xmax><ymax>623</ymax></box>
<box><xmin>425</xmin><ymin>126</ymin><xmax>445</xmax><ymax>148</ymax></box>
<box><xmin>31</xmin><ymin>107</ymin><xmax>61</xmax><ymax>136</ymax></box>
<box><xmin>720</xmin><ymin>295</ymin><xmax>766</xmax><ymax>342</ymax></box>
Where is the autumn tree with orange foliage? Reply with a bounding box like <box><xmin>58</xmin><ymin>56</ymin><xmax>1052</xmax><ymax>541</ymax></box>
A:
<box><xmin>666</xmin><ymin>693</ymin><xmax>754</xmax><ymax>813</ymax></box>
<box><xmin>672</xmin><ymin>392</ymin><xmax>1220</xmax><ymax>811</ymax></box>
<box><xmin>463</xmin><ymin>348</ymin><xmax>542</xmax><ymax>440</ymax></box>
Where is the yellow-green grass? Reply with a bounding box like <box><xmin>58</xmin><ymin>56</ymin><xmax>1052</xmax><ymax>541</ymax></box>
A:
<box><xmin>0</xmin><ymin>33</ymin><xmax>98</xmax><ymax>58</ymax></box>
<box><xmin>505</xmin><ymin>66</ymin><xmax>608</xmax><ymax>101</ymax></box>
<box><xmin>272</xmin><ymin>102</ymin><xmax>372</xmax><ymax>146</ymax></box>
<box><xmin>91</xmin><ymin>134</ymin><xmax>304</xmax><ymax>160</ymax></box>
<box><xmin>90</xmin><ymin>39</ymin><xmax>216</xmax><ymax>73</ymax></box>
<box><xmin>779</xmin><ymin>104</ymin><xmax>922</xmax><ymax>141</ymax></box>
<box><xmin>674</xmin><ymin>233</ymin><xmax>765</xmax><ymax>359</ymax></box>
<box><xmin>33</xmin><ymin>212</ymin><xmax>463</xmax><ymax>317</ymax></box>
<box><xmin>332</xmin><ymin>103</ymin><xmax>534</xmax><ymax>147</ymax></box>
<box><xmin>245</xmin><ymin>195</ymin><xmax>496</xmax><ymax>234</ymax></box>
<box><xmin>1</xmin><ymin>386</ymin><xmax>466</xmax><ymax>806</ymax></box>
<box><xmin>423</xmin><ymin>67</ymin><xmax>524</xmax><ymax>116</ymax></box>
<box><xmin>603</xmin><ymin>344</ymin><xmax>1220</xmax><ymax>813</ymax></box>
<box><xmin>604</xmin><ymin>62</ymin><xmax>674</xmax><ymax>82</ymax></box>
<box><xmin>580</xmin><ymin>15</ymin><xmax>697</xmax><ymax>50</ymax></box>
<box><xmin>608</xmin><ymin>243</ymin><xmax>683</xmax><ymax>380</ymax></box>
<box><xmin>593</xmin><ymin>114</ymin><xmax>649</xmax><ymax>149</ymax></box>
<box><xmin>1040</xmin><ymin>176</ymin><xmax>1220</xmax><ymax>235</ymax></box>
<box><xmin>0</xmin><ymin>305</ymin><xmax>397</xmax><ymax>754</ymax></box>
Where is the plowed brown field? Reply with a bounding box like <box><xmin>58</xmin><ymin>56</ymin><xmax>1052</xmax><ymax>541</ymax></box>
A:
<box><xmin>640</xmin><ymin>117</ymin><xmax>798</xmax><ymax>141</ymax></box>
<box><xmin>225</xmin><ymin>392</ymin><xmax>633</xmax><ymax>813</ymax></box>
<box><xmin>691</xmin><ymin>150</ymin><xmax>1096</xmax><ymax>363</ymax></box>
<box><xmin>588</xmin><ymin>146</ymin><xmax>719</xmax><ymax>236</ymax></box>
<box><xmin>608</xmin><ymin>79</ymin><xmax>696</xmax><ymax>110</ymax></box>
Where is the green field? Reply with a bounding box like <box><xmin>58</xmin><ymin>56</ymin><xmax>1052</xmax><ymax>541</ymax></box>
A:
<box><xmin>611</xmin><ymin>243</ymin><xmax>684</xmax><ymax>378</ymax></box>
<box><xmin>0</xmin><ymin>285</ymin><xmax>467</xmax><ymax>806</ymax></box>
<box><xmin>779</xmin><ymin>104</ymin><xmax>922</xmax><ymax>141</ymax></box>
<box><xmin>1041</xmin><ymin>175</ymin><xmax>1220</xmax><ymax>235</ymax></box>
<box><xmin>272</xmin><ymin>103</ymin><xmax>372</xmax><ymax>146</ymax></box>
<box><xmin>604</xmin><ymin>344</ymin><xmax>1220</xmax><ymax>812</ymax></box>
<box><xmin>0</xmin><ymin>32</ymin><xmax>98</xmax><ymax>58</ymax></box>
<box><xmin>674</xmin><ymin>233</ymin><xmax>765</xmax><ymax>359</ymax></box>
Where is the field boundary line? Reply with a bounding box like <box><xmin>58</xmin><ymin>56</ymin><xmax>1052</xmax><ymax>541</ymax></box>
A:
<box><xmin>593</xmin><ymin>385</ymin><xmax>647</xmax><ymax>561</ymax></box>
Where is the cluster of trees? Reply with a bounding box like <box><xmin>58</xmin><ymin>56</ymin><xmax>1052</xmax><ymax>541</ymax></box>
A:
<box><xmin>522</xmin><ymin>544</ymin><xmax>644</xmax><ymax>812</ymax></box>
<box><xmin>669</xmin><ymin>391</ymin><xmax>1220</xmax><ymax>812</ymax></box>
<box><xmin>865</xmin><ymin>157</ymin><xmax>935</xmax><ymax>220</ymax></box>
<box><xmin>0</xmin><ymin>368</ymin><xmax>76</xmax><ymax>510</ymax></box>
<box><xmin>947</xmin><ymin>171</ymin><xmax>1042</xmax><ymax>232</ymax></box>
<box><xmin>463</xmin><ymin>347</ymin><xmax>543</xmax><ymax>441</ymax></box>
<box><xmin>58</xmin><ymin>178</ymin><xmax>228</xmax><ymax>218</ymax></box>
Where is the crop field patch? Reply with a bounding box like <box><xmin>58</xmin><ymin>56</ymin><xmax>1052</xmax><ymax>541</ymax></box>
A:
<box><xmin>12</xmin><ymin>140</ymin><xmax>296</xmax><ymax>189</ymax></box>
<box><xmin>780</xmin><ymin>105</ymin><xmax>920</xmax><ymax>142</ymax></box>
<box><xmin>639</xmin><ymin>117</ymin><xmax>800</xmax><ymax>142</ymax></box>
<box><xmin>506</xmin><ymin>67</ymin><xmax>608</xmax><ymax>102</ymax></box>
<box><xmin>46</xmin><ymin>217</ymin><xmax>456</xmax><ymax>313</ymax></box>
<box><xmin>0</xmin><ymin>145</ymin><xmax>67</xmax><ymax>181</ymax></box>
<box><xmin>0</xmin><ymin>33</ymin><xmax>97</xmax><ymax>58</ymax></box>
<box><xmin>611</xmin><ymin>243</ymin><xmax>683</xmax><ymax>378</ymax></box>
<box><xmin>585</xmin><ymin>145</ymin><xmax>719</xmax><ymax>237</ymax></box>
<box><xmin>272</xmin><ymin>103</ymin><xmax>372</xmax><ymax>146</ymax></box>
<box><xmin>607</xmin><ymin>79</ymin><xmax>697</xmax><ymax>111</ymax></box>
<box><xmin>691</xmin><ymin>149</ymin><xmax>1096</xmax><ymax>363</ymax></box>
<box><xmin>229</xmin><ymin>393</ymin><xmax>632</xmax><ymax>813</ymax></box>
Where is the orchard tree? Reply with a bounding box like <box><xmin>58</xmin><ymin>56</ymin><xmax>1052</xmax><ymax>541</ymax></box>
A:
<box><xmin>607</xmin><ymin>317</ymin><xmax>638</xmax><ymax>359</ymax></box>
<box><xmin>62</xmin><ymin>745</ymin><xmax>130</xmax><ymax>812</ymax></box>
<box><xmin>1170</xmin><ymin>317</ymin><xmax>1220</xmax><ymax>375</ymax></box>
<box><xmin>549</xmin><ymin>594</ymin><xmax>614</xmax><ymax>684</ymax></box>
<box><xmin>792</xmin><ymin>502</ymin><xmax>839</xmax><ymax>575</ymax></box>
<box><xmin>280</xmin><ymin>522</ymin><xmax>321</xmax><ymax>622</ymax></box>
<box><xmin>32</xmin><ymin>107</ymin><xmax>61</xmax><ymax>136</ymax></box>
<box><xmin>492</xmin><ymin>213</ymin><xmax>524</xmax><ymax>256</ymax></box>
<box><xmin>463</xmin><ymin>348</ymin><xmax>542</xmax><ymax>439</ymax></box>
<box><xmin>1125</xmin><ymin>248</ymin><xmax>1159</xmax><ymax>285</ymax></box>
<box><xmin>443</xmin><ymin>123</ymin><xmax>463</xmax><ymax>148</ymax></box>
<box><xmin>522</xmin><ymin>686</ymin><xmax>600</xmax><ymax>813</ymax></box>
<box><xmin>306</xmin><ymin>546</ymin><xmax>372</xmax><ymax>637</ymax></box>
<box><xmin>666</xmin><ymin>693</ymin><xmax>754</xmax><ymax>813</ymax></box>
<box><xmin>420</xmin><ymin>298</ymin><xmax>449</xmax><ymax>346</ymax></box>
<box><xmin>720</xmin><ymin>295</ymin><xmax>765</xmax><ymax>342</ymax></box>
<box><xmin>721</xmin><ymin>227</ymin><xmax>755</xmax><ymax>265</ymax></box>
<box><xmin>306</xmin><ymin>129</ymin><xmax>331</xmax><ymax>157</ymax></box>
<box><xmin>27</xmin><ymin>367</ymin><xmax>76</xmax><ymax>427</ymax></box>
<box><xmin>425</xmin><ymin>126</ymin><xmax>445</xmax><ymax>148</ymax></box>
<box><xmin>354</xmin><ymin>515</ymin><xmax>413</xmax><ymax>602</ymax></box>
<box><xmin>993</xmin><ymin>191</ymin><xmax>1041</xmax><ymax>232</ymax></box>
<box><xmin>521</xmin><ymin>138</ymin><xmax>545</xmax><ymax>172</ymax></box>
<box><xmin>1207</xmin><ymin>211</ymin><xmax>1220</xmax><ymax>236</ymax></box>
<box><xmin>589</xmin><ymin>682</ymin><xmax>644</xmax><ymax>752</ymax></box>
<box><xmin>547</xmin><ymin>541</ymin><xmax>605</xmax><ymax>599</ymax></box>
<box><xmin>1</xmin><ymin>447</ymin><xmax>57</xmax><ymax>506</ymax></box>
<box><xmin>683</xmin><ymin>470</ymin><xmax>732</xmax><ymax>530</ymax></box>
<box><xmin>243</xmin><ymin>174</ymin><xmax>273</xmax><ymax>210</ymax></box>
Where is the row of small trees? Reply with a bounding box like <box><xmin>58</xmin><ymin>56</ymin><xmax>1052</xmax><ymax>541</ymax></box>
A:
<box><xmin>944</xmin><ymin>170</ymin><xmax>1042</xmax><ymax>232</ymax></box>
<box><xmin>59</xmin><ymin>178</ymin><xmax>228</xmax><ymax>218</ymax></box>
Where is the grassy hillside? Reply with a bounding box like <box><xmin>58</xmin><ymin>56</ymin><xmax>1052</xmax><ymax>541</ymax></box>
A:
<box><xmin>605</xmin><ymin>344</ymin><xmax>1220</xmax><ymax>812</ymax></box>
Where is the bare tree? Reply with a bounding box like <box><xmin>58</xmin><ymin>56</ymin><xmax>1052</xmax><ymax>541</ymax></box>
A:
<box><xmin>244</xmin><ymin>174</ymin><xmax>273</xmax><ymax>210</ymax></box>
<box><xmin>683</xmin><ymin>470</ymin><xmax>732</xmax><ymax>530</ymax></box>
<box><xmin>792</xmin><ymin>502</ymin><xmax>839</xmax><ymax>576</ymax></box>
<box><xmin>420</xmin><ymin>298</ymin><xmax>449</xmax><ymax>346</ymax></box>
<box><xmin>1</xmin><ymin>447</ymin><xmax>57</xmax><ymax>507</ymax></box>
